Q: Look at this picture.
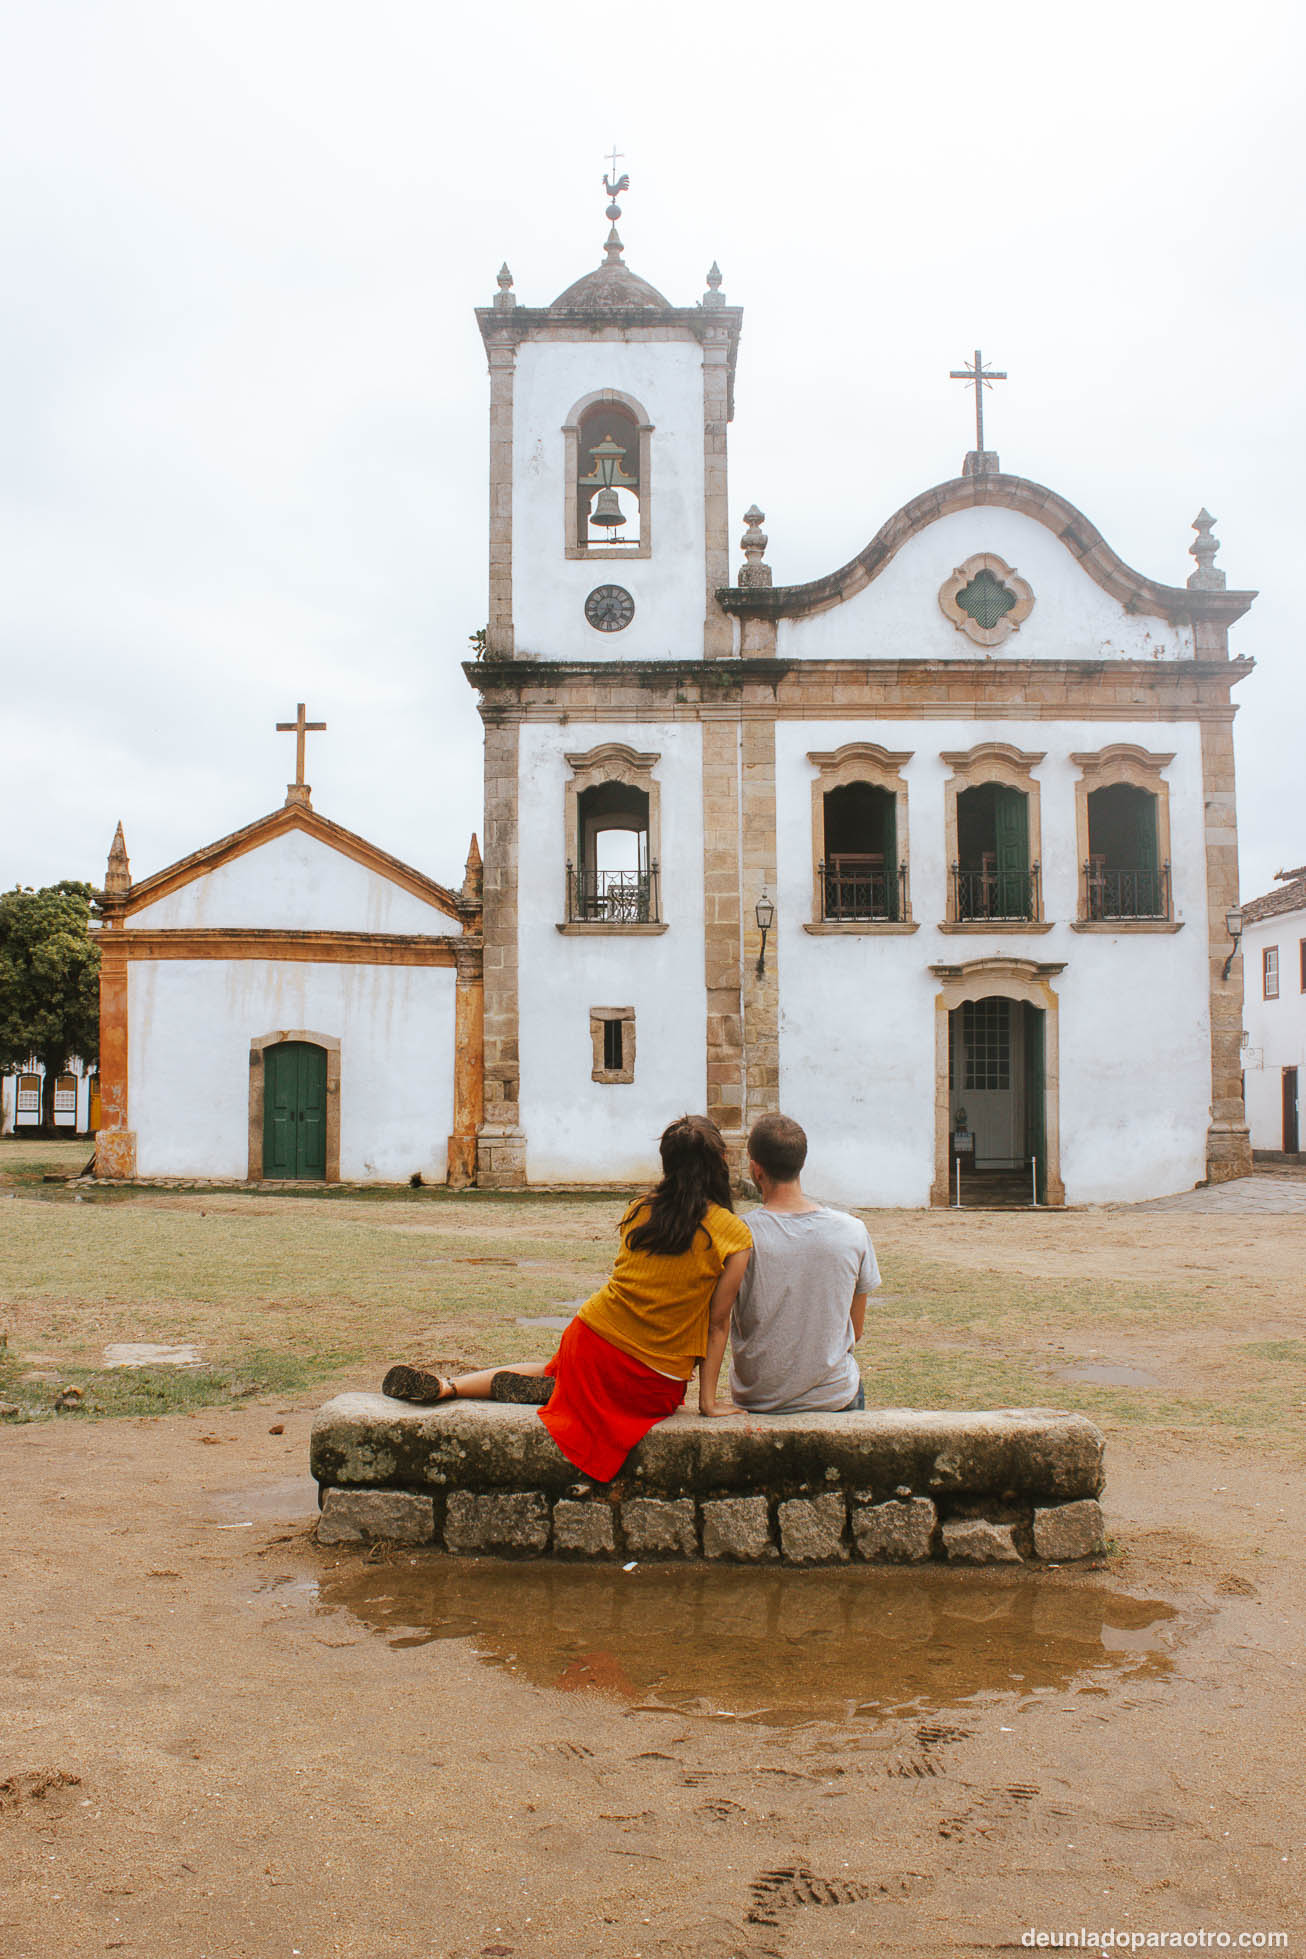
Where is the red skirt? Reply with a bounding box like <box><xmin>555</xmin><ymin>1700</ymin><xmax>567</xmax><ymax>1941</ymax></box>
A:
<box><xmin>540</xmin><ymin>1317</ymin><xmax>686</xmax><ymax>1481</ymax></box>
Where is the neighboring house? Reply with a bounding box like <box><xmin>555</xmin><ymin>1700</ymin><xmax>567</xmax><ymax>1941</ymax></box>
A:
<box><xmin>1240</xmin><ymin>867</ymin><xmax>1306</xmax><ymax>1158</ymax></box>
<box><xmin>0</xmin><ymin>1059</ymin><xmax>97</xmax><ymax>1135</ymax></box>
<box><xmin>93</xmin><ymin>187</ymin><xmax>1259</xmax><ymax>1201</ymax></box>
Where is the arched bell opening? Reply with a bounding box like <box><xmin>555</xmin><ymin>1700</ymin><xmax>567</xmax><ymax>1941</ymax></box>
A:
<box><xmin>577</xmin><ymin>402</ymin><xmax>641</xmax><ymax>549</ymax></box>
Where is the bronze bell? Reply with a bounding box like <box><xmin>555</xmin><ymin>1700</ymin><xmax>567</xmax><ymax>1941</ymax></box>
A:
<box><xmin>590</xmin><ymin>487</ymin><xmax>626</xmax><ymax>529</ymax></box>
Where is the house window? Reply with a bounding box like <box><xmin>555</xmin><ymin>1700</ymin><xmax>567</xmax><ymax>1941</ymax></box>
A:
<box><xmin>590</xmin><ymin>1007</ymin><xmax>636</xmax><ymax>1084</ymax></box>
<box><xmin>941</xmin><ymin>743</ymin><xmax>1045</xmax><ymax>930</ymax></box>
<box><xmin>16</xmin><ymin>1071</ymin><xmax>40</xmax><ymax>1117</ymax></box>
<box><xmin>1084</xmin><ymin>783</ymin><xmax>1169</xmax><ymax>920</ymax></box>
<box><xmin>1264</xmin><ymin>946</ymin><xmax>1279</xmax><ymax>999</ymax></box>
<box><xmin>954</xmin><ymin>783</ymin><xmax>1037</xmax><ymax>921</ymax></box>
<box><xmin>563</xmin><ymin>391</ymin><xmax>654</xmax><ymax>562</ymax></box>
<box><xmin>560</xmin><ymin>743</ymin><xmax>664</xmax><ymax>934</ymax></box>
<box><xmin>962</xmin><ymin>998</ymin><xmax>1011</xmax><ymax>1090</ymax></box>
<box><xmin>806</xmin><ymin>742</ymin><xmax>914</xmax><ymax>932</ymax></box>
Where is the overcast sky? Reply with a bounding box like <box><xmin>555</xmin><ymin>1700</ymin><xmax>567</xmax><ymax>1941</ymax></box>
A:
<box><xmin>4</xmin><ymin>0</ymin><xmax>1303</xmax><ymax>907</ymax></box>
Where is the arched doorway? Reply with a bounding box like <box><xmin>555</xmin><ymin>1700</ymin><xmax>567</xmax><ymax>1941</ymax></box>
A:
<box><xmin>931</xmin><ymin>959</ymin><xmax>1064</xmax><ymax>1207</ymax></box>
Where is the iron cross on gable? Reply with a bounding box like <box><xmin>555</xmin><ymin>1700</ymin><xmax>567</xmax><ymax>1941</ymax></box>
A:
<box><xmin>276</xmin><ymin>702</ymin><xmax>327</xmax><ymax>791</ymax></box>
<box><xmin>950</xmin><ymin>348</ymin><xmax>1007</xmax><ymax>455</ymax></box>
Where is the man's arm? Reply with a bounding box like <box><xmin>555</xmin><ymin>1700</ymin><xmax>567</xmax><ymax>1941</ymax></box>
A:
<box><xmin>698</xmin><ymin>1248</ymin><xmax>751</xmax><ymax>1416</ymax></box>
<box><xmin>850</xmin><ymin>1292</ymin><xmax>867</xmax><ymax>1343</ymax></box>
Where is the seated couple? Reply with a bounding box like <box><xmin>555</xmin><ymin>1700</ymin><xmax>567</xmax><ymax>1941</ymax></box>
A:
<box><xmin>382</xmin><ymin>1112</ymin><xmax>880</xmax><ymax>1483</ymax></box>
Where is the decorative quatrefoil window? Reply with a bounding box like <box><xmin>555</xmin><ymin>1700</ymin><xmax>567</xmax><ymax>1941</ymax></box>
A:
<box><xmin>938</xmin><ymin>552</ymin><xmax>1034</xmax><ymax>647</ymax></box>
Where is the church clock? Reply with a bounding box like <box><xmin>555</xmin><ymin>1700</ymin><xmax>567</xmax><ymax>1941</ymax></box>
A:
<box><xmin>584</xmin><ymin>584</ymin><xmax>635</xmax><ymax>632</ymax></box>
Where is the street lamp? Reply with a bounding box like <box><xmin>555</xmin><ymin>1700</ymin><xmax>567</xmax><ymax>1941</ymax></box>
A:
<box><xmin>1221</xmin><ymin>904</ymin><xmax>1244</xmax><ymax>982</ymax></box>
<box><xmin>755</xmin><ymin>890</ymin><xmax>775</xmax><ymax>977</ymax></box>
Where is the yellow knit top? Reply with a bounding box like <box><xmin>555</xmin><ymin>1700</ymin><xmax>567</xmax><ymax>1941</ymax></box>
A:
<box><xmin>578</xmin><ymin>1200</ymin><xmax>753</xmax><ymax>1381</ymax></box>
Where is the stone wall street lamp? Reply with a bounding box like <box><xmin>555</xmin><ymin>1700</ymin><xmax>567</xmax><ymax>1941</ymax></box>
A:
<box><xmin>1221</xmin><ymin>905</ymin><xmax>1244</xmax><ymax>982</ymax></box>
<box><xmin>755</xmin><ymin>890</ymin><xmax>775</xmax><ymax>978</ymax></box>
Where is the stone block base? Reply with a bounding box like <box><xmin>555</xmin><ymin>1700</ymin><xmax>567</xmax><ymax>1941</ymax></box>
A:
<box><xmin>311</xmin><ymin>1398</ymin><xmax>1108</xmax><ymax>1569</ymax></box>
<box><xmin>94</xmin><ymin>1129</ymin><xmax>137</xmax><ymax>1180</ymax></box>
<box><xmin>475</xmin><ymin>1126</ymin><xmax>527</xmax><ymax>1189</ymax></box>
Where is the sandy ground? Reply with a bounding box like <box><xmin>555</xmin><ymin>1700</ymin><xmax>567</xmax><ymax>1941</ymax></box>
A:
<box><xmin>2</xmin><ymin>1386</ymin><xmax>1303</xmax><ymax>1959</ymax></box>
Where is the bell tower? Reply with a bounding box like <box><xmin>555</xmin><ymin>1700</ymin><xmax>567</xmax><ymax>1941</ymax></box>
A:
<box><xmin>474</xmin><ymin>176</ymin><xmax>743</xmax><ymax>662</ymax></box>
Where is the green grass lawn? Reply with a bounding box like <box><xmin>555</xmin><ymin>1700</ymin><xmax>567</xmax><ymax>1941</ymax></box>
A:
<box><xmin>1</xmin><ymin>1163</ymin><xmax>1304</xmax><ymax>1451</ymax></box>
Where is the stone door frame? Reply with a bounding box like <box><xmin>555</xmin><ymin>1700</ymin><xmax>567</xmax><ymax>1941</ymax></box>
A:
<box><xmin>929</xmin><ymin>957</ymin><xmax>1066</xmax><ymax>1206</ymax></box>
<box><xmin>248</xmin><ymin>1029</ymin><xmax>341</xmax><ymax>1183</ymax></box>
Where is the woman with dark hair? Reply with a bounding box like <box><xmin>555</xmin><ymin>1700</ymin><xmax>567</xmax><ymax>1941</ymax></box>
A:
<box><xmin>381</xmin><ymin>1114</ymin><xmax>752</xmax><ymax>1480</ymax></box>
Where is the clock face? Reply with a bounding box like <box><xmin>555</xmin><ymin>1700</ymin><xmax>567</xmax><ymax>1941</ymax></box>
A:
<box><xmin>584</xmin><ymin>584</ymin><xmax>635</xmax><ymax>633</ymax></box>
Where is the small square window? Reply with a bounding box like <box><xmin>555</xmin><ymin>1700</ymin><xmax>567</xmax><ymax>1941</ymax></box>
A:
<box><xmin>1264</xmin><ymin>946</ymin><xmax>1279</xmax><ymax>1000</ymax></box>
<box><xmin>590</xmin><ymin>1006</ymin><xmax>636</xmax><ymax>1084</ymax></box>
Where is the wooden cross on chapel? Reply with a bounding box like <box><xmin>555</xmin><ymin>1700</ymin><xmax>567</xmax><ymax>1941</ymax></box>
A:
<box><xmin>277</xmin><ymin>702</ymin><xmax>326</xmax><ymax>808</ymax></box>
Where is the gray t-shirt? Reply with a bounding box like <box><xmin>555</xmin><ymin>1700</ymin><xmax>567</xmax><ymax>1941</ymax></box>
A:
<box><xmin>729</xmin><ymin>1205</ymin><xmax>881</xmax><ymax>1414</ymax></box>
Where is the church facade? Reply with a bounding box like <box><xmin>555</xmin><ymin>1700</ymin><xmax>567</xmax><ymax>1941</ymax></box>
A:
<box><xmin>94</xmin><ymin>190</ymin><xmax>1257</xmax><ymax>1203</ymax></box>
<box><xmin>468</xmin><ymin>193</ymin><xmax>1255</xmax><ymax>1206</ymax></box>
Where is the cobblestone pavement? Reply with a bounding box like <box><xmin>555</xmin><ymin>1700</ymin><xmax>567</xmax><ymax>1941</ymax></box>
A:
<box><xmin>1116</xmin><ymin>1175</ymin><xmax>1306</xmax><ymax>1213</ymax></box>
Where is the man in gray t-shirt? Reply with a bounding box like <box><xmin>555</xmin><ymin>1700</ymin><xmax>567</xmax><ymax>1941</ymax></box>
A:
<box><xmin>727</xmin><ymin>1114</ymin><xmax>880</xmax><ymax>1416</ymax></box>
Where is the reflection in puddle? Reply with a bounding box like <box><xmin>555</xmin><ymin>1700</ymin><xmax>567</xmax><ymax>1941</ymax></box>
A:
<box><xmin>315</xmin><ymin>1562</ymin><xmax>1178</xmax><ymax>1726</ymax></box>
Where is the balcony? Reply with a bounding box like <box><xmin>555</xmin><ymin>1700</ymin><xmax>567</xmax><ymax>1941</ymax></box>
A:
<box><xmin>952</xmin><ymin>861</ymin><xmax>1041</xmax><ymax>923</ymax></box>
<box><xmin>566</xmin><ymin>862</ymin><xmax>660</xmax><ymax>925</ymax></box>
<box><xmin>1084</xmin><ymin>861</ymin><xmax>1172</xmax><ymax>922</ymax></box>
<box><xmin>820</xmin><ymin>855</ymin><xmax>908</xmax><ymax>923</ymax></box>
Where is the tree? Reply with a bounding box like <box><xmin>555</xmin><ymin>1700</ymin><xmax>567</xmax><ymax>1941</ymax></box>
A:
<box><xmin>0</xmin><ymin>882</ymin><xmax>100</xmax><ymax>1130</ymax></box>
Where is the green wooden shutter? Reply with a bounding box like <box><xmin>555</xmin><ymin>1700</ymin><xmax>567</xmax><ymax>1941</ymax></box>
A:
<box><xmin>994</xmin><ymin>789</ymin><xmax>1029</xmax><ymax>916</ymax></box>
<box><xmin>883</xmin><ymin>793</ymin><xmax>899</xmax><ymax>918</ymax></box>
<box><xmin>297</xmin><ymin>1044</ymin><xmax>328</xmax><ymax>1179</ymax></box>
<box><xmin>1025</xmin><ymin>1004</ymin><xmax>1046</xmax><ymax>1202</ymax></box>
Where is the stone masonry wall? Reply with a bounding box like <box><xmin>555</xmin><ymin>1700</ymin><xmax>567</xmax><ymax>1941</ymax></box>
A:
<box><xmin>311</xmin><ymin>1397</ymin><xmax>1107</xmax><ymax>1569</ymax></box>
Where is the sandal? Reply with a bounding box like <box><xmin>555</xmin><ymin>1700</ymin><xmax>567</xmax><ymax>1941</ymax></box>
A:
<box><xmin>489</xmin><ymin>1371</ymin><xmax>555</xmax><ymax>1406</ymax></box>
<box><xmin>381</xmin><ymin>1364</ymin><xmax>457</xmax><ymax>1405</ymax></box>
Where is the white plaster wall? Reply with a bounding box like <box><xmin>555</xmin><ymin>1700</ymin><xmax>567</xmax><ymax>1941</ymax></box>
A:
<box><xmin>776</xmin><ymin>509</ymin><xmax>1195</xmax><ymax>664</ymax></box>
<box><xmin>1241</xmin><ymin>912</ymin><xmax>1306</xmax><ymax>1149</ymax></box>
<box><xmin>773</xmin><ymin>718</ymin><xmax>1211</xmax><ymax>1206</ymax></box>
<box><xmin>129</xmin><ymin>829</ymin><xmax>462</xmax><ymax>934</ymax></box>
<box><xmin>511</xmin><ymin>339</ymin><xmax>707</xmax><ymax>660</ymax></box>
<box><xmin>129</xmin><ymin>959</ymin><xmax>456</xmax><ymax>1181</ymax></box>
<box><xmin>516</xmin><ymin>720</ymin><xmax>706</xmax><ymax>1182</ymax></box>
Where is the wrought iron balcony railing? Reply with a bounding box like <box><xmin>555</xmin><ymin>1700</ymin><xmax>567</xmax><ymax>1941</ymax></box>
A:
<box><xmin>1083</xmin><ymin>861</ymin><xmax>1171</xmax><ymax>921</ymax></box>
<box><xmin>566</xmin><ymin>862</ymin><xmax>660</xmax><ymax>924</ymax></box>
<box><xmin>952</xmin><ymin>861</ymin><xmax>1041</xmax><ymax>922</ymax></box>
<box><xmin>820</xmin><ymin>856</ymin><xmax>908</xmax><ymax>923</ymax></box>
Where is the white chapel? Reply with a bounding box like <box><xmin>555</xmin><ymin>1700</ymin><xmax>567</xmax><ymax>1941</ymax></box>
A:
<box><xmin>94</xmin><ymin>178</ymin><xmax>1257</xmax><ymax>1205</ymax></box>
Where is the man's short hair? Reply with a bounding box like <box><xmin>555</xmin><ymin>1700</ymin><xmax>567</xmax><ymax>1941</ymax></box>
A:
<box><xmin>748</xmin><ymin>1113</ymin><xmax>808</xmax><ymax>1182</ymax></box>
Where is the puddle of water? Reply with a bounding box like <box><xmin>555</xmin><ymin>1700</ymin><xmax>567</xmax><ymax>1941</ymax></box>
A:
<box><xmin>313</xmin><ymin>1562</ymin><xmax>1178</xmax><ymax>1727</ymax></box>
<box><xmin>103</xmin><ymin>1342</ymin><xmax>204</xmax><ymax>1368</ymax></box>
<box><xmin>1058</xmin><ymin>1364</ymin><xmax>1161</xmax><ymax>1387</ymax></box>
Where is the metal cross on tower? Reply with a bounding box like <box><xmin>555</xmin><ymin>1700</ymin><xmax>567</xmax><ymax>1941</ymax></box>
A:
<box><xmin>949</xmin><ymin>348</ymin><xmax>1007</xmax><ymax>456</ymax></box>
<box><xmin>276</xmin><ymin>702</ymin><xmax>327</xmax><ymax>801</ymax></box>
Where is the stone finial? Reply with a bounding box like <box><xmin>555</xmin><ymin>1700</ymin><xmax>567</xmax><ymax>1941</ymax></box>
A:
<box><xmin>104</xmin><ymin>821</ymin><xmax>131</xmax><ymax>896</ymax></box>
<box><xmin>1187</xmin><ymin>507</ymin><xmax>1226</xmax><ymax>590</ymax></box>
<box><xmin>703</xmin><ymin>261</ymin><xmax>725</xmax><ymax>309</ymax></box>
<box><xmin>602</xmin><ymin>158</ymin><xmax>630</xmax><ymax>265</ymax></box>
<box><xmin>962</xmin><ymin>450</ymin><xmax>1000</xmax><ymax>478</ymax></box>
<box><xmin>493</xmin><ymin>262</ymin><xmax>516</xmax><ymax>313</ymax></box>
<box><xmin>739</xmin><ymin>505</ymin><xmax>772</xmax><ymax>588</ymax></box>
<box><xmin>603</xmin><ymin>224</ymin><xmax>625</xmax><ymax>266</ymax></box>
<box><xmin>461</xmin><ymin>832</ymin><xmax>483</xmax><ymax>908</ymax></box>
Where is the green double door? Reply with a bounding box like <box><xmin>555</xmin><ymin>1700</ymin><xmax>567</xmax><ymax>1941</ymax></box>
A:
<box><xmin>263</xmin><ymin>1042</ymin><xmax>327</xmax><ymax>1180</ymax></box>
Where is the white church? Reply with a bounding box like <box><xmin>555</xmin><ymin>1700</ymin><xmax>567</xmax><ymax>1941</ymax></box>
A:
<box><xmin>93</xmin><ymin>180</ymin><xmax>1257</xmax><ymax>1206</ymax></box>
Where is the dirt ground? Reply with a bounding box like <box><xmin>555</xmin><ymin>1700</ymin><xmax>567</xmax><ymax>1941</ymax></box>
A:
<box><xmin>2</xmin><ymin>1179</ymin><xmax>1304</xmax><ymax>1956</ymax></box>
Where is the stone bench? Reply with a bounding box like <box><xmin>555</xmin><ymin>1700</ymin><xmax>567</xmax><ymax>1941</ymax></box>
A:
<box><xmin>310</xmin><ymin>1396</ymin><xmax>1107</xmax><ymax>1567</ymax></box>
